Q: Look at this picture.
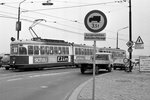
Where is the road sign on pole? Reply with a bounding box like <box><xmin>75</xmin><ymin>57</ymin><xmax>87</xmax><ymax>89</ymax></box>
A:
<box><xmin>135</xmin><ymin>36</ymin><xmax>144</xmax><ymax>44</ymax></box>
<box><xmin>128</xmin><ymin>47</ymin><xmax>133</xmax><ymax>53</ymax></box>
<box><xmin>84</xmin><ymin>33</ymin><xmax>106</xmax><ymax>41</ymax></box>
<box><xmin>84</xmin><ymin>10</ymin><xmax>107</xmax><ymax>100</ymax></box>
<box><xmin>126</xmin><ymin>41</ymin><xmax>133</xmax><ymax>47</ymax></box>
<box><xmin>84</xmin><ymin>10</ymin><xmax>107</xmax><ymax>33</ymax></box>
<box><xmin>135</xmin><ymin>36</ymin><xmax>144</xmax><ymax>49</ymax></box>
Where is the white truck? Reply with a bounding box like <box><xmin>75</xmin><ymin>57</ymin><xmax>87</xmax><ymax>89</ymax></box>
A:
<box><xmin>80</xmin><ymin>53</ymin><xmax>113</xmax><ymax>74</ymax></box>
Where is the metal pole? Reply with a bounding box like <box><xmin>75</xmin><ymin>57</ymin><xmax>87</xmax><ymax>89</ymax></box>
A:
<box><xmin>16</xmin><ymin>0</ymin><xmax>26</xmax><ymax>40</ymax></box>
<box><xmin>116</xmin><ymin>32</ymin><xmax>118</xmax><ymax>49</ymax></box>
<box><xmin>129</xmin><ymin>0</ymin><xmax>132</xmax><ymax>72</ymax></box>
<box><xmin>92</xmin><ymin>40</ymin><xmax>96</xmax><ymax>100</ymax></box>
<box><xmin>17</xmin><ymin>6</ymin><xmax>20</xmax><ymax>40</ymax></box>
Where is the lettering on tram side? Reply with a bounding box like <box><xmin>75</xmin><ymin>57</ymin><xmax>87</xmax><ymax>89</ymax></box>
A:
<box><xmin>33</xmin><ymin>57</ymin><xmax>48</xmax><ymax>63</ymax></box>
<box><xmin>75</xmin><ymin>56</ymin><xmax>86</xmax><ymax>63</ymax></box>
<box><xmin>57</xmin><ymin>56</ymin><xmax>68</xmax><ymax>62</ymax></box>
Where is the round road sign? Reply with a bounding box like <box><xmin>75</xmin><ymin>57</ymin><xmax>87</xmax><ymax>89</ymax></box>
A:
<box><xmin>84</xmin><ymin>10</ymin><xmax>107</xmax><ymax>33</ymax></box>
<box><xmin>123</xmin><ymin>58</ymin><xmax>129</xmax><ymax>64</ymax></box>
<box><xmin>128</xmin><ymin>47</ymin><xmax>133</xmax><ymax>53</ymax></box>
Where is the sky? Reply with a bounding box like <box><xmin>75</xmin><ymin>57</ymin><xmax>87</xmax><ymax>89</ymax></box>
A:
<box><xmin>0</xmin><ymin>0</ymin><xmax>150</xmax><ymax>57</ymax></box>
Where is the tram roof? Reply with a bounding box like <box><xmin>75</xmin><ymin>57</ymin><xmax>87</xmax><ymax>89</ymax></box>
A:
<box><xmin>10</xmin><ymin>38</ymin><xmax>70</xmax><ymax>46</ymax></box>
<box><xmin>72</xmin><ymin>43</ymin><xmax>94</xmax><ymax>48</ymax></box>
<box><xmin>99</xmin><ymin>47</ymin><xmax>126</xmax><ymax>52</ymax></box>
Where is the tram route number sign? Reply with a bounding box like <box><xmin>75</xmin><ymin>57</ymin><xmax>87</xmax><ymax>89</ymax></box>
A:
<box><xmin>57</xmin><ymin>56</ymin><xmax>68</xmax><ymax>62</ymax></box>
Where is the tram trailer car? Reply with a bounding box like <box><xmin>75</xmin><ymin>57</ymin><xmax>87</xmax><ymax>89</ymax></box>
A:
<box><xmin>9</xmin><ymin>38</ymin><xmax>74</xmax><ymax>70</ymax></box>
<box><xmin>72</xmin><ymin>44</ymin><xmax>95</xmax><ymax>68</ymax></box>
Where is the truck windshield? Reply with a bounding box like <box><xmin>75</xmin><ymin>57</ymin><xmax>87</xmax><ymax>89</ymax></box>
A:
<box><xmin>96</xmin><ymin>54</ymin><xmax>109</xmax><ymax>60</ymax></box>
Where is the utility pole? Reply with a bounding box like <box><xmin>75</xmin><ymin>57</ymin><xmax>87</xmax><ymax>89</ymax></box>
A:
<box><xmin>129</xmin><ymin>0</ymin><xmax>133</xmax><ymax>72</ymax></box>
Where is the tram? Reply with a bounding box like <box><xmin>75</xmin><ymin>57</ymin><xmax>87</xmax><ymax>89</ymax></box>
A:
<box><xmin>9</xmin><ymin>38</ymin><xmax>74</xmax><ymax>70</ymax></box>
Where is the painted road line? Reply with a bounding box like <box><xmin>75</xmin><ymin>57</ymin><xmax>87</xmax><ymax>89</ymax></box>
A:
<box><xmin>7</xmin><ymin>78</ymin><xmax>23</xmax><ymax>82</ymax></box>
<box><xmin>28</xmin><ymin>72</ymin><xmax>70</xmax><ymax>78</ymax></box>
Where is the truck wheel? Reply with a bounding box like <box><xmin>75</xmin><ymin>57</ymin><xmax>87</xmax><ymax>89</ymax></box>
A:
<box><xmin>108</xmin><ymin>65</ymin><xmax>112</xmax><ymax>72</ymax></box>
<box><xmin>113</xmin><ymin>66</ymin><xmax>116</xmax><ymax>70</ymax></box>
<box><xmin>5</xmin><ymin>67</ymin><xmax>9</xmax><ymax>70</ymax></box>
<box><xmin>80</xmin><ymin>67</ymin><xmax>85</xmax><ymax>74</ymax></box>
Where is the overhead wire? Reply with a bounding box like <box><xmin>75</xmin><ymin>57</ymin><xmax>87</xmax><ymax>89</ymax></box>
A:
<box><xmin>22</xmin><ymin>1</ymin><xmax>117</xmax><ymax>12</ymax></box>
<box><xmin>1</xmin><ymin>0</ymin><xmax>146</xmax><ymax>45</ymax></box>
<box><xmin>1</xmin><ymin>14</ymin><xmax>150</xmax><ymax>48</ymax></box>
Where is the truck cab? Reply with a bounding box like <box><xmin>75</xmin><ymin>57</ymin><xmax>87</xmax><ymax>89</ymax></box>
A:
<box><xmin>80</xmin><ymin>53</ymin><xmax>113</xmax><ymax>74</ymax></box>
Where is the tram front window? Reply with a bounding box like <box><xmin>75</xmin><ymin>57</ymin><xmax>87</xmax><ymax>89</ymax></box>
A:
<box><xmin>19</xmin><ymin>46</ymin><xmax>27</xmax><ymax>55</ymax></box>
<box><xmin>11</xmin><ymin>45</ymin><xmax>18</xmax><ymax>54</ymax></box>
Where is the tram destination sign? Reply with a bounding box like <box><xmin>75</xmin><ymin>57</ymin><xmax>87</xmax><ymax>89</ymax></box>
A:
<box><xmin>84</xmin><ymin>33</ymin><xmax>106</xmax><ymax>41</ymax></box>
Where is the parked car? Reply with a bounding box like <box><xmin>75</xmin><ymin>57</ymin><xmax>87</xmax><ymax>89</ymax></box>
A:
<box><xmin>1</xmin><ymin>54</ymin><xmax>10</xmax><ymax>70</ymax></box>
<box><xmin>0</xmin><ymin>56</ymin><xmax>2</xmax><ymax>67</ymax></box>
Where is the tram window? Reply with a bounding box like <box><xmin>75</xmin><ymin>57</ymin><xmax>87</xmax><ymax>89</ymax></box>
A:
<box><xmin>83</xmin><ymin>48</ymin><xmax>86</xmax><ymax>55</ymax></box>
<box><xmin>28</xmin><ymin>46</ymin><xmax>33</xmax><ymax>55</ymax></box>
<box><xmin>79</xmin><ymin>48</ymin><xmax>81</xmax><ymax>55</ymax></box>
<box><xmin>54</xmin><ymin>47</ymin><xmax>58</xmax><ymax>54</ymax></box>
<box><xmin>85</xmin><ymin>49</ymin><xmax>88</xmax><ymax>55</ymax></box>
<box><xmin>87</xmin><ymin>49</ymin><xmax>89</xmax><ymax>55</ymax></box>
<box><xmin>50</xmin><ymin>46</ymin><xmax>53</xmax><ymax>54</ymax></box>
<box><xmin>66</xmin><ymin>47</ymin><xmax>69</xmax><ymax>54</ymax></box>
<box><xmin>62</xmin><ymin>47</ymin><xmax>65</xmax><ymax>54</ymax></box>
<box><xmin>89</xmin><ymin>49</ymin><xmax>92</xmax><ymax>55</ymax></box>
<box><xmin>75</xmin><ymin>48</ymin><xmax>78</xmax><ymax>55</ymax></box>
<box><xmin>91</xmin><ymin>49</ymin><xmax>94</xmax><ymax>55</ymax></box>
<box><xmin>11</xmin><ymin>46</ymin><xmax>18</xmax><ymax>54</ymax></box>
<box><xmin>81</xmin><ymin>48</ymin><xmax>84</xmax><ymax>55</ymax></box>
<box><xmin>58</xmin><ymin>47</ymin><xmax>61</xmax><ymax>54</ymax></box>
<box><xmin>40</xmin><ymin>46</ymin><xmax>45</xmax><ymax>55</ymax></box>
<box><xmin>45</xmin><ymin>46</ymin><xmax>49</xmax><ymax>55</ymax></box>
<box><xmin>34</xmin><ymin>46</ymin><xmax>39</xmax><ymax>55</ymax></box>
<box><xmin>19</xmin><ymin>46</ymin><xmax>27</xmax><ymax>55</ymax></box>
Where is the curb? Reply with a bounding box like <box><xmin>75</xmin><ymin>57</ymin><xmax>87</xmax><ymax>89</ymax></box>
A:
<box><xmin>68</xmin><ymin>78</ymin><xmax>92</xmax><ymax>100</ymax></box>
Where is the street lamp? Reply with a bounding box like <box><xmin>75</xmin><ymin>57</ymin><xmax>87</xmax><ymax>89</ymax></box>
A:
<box><xmin>16</xmin><ymin>0</ymin><xmax>26</xmax><ymax>40</ymax></box>
<box><xmin>116</xmin><ymin>26</ymin><xmax>128</xmax><ymax>49</ymax></box>
<box><xmin>16</xmin><ymin>0</ymin><xmax>53</xmax><ymax>40</ymax></box>
<box><xmin>42</xmin><ymin>0</ymin><xmax>53</xmax><ymax>5</ymax></box>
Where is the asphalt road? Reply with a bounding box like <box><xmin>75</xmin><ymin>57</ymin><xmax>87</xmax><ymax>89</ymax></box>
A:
<box><xmin>0</xmin><ymin>68</ymin><xmax>92</xmax><ymax>100</ymax></box>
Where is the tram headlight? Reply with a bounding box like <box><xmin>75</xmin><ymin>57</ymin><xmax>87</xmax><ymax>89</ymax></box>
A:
<box><xmin>12</xmin><ymin>61</ymin><xmax>15</xmax><ymax>64</ymax></box>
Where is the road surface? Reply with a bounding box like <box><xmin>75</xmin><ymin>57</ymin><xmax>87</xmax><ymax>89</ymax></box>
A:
<box><xmin>0</xmin><ymin>68</ymin><xmax>92</xmax><ymax>100</ymax></box>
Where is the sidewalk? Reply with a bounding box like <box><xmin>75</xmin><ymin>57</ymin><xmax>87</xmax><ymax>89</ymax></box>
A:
<box><xmin>69</xmin><ymin>68</ymin><xmax>150</xmax><ymax>100</ymax></box>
